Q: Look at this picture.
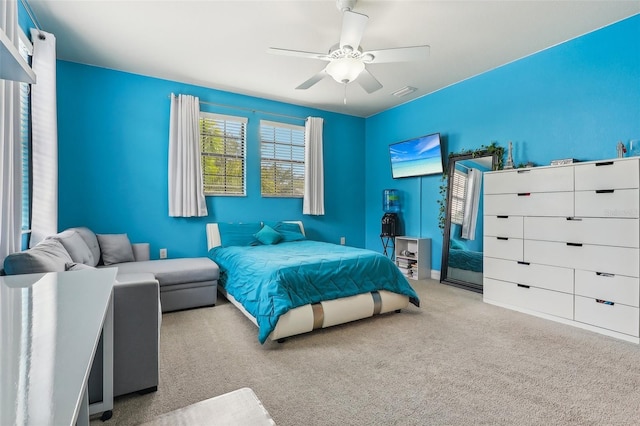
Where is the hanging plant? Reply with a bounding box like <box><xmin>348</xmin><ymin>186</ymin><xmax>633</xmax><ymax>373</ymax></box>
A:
<box><xmin>437</xmin><ymin>142</ymin><xmax>505</xmax><ymax>233</ymax></box>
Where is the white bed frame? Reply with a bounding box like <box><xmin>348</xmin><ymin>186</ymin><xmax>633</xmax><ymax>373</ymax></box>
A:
<box><xmin>206</xmin><ymin>222</ymin><xmax>410</xmax><ymax>342</ymax></box>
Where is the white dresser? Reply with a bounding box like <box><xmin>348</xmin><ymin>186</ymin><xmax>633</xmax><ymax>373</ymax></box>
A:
<box><xmin>483</xmin><ymin>157</ymin><xmax>640</xmax><ymax>343</ymax></box>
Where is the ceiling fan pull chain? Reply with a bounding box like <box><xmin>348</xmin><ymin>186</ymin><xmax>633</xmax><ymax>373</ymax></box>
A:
<box><xmin>344</xmin><ymin>83</ymin><xmax>347</xmax><ymax>105</ymax></box>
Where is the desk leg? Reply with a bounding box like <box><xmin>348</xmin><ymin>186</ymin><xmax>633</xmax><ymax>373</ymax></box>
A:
<box><xmin>76</xmin><ymin>387</ymin><xmax>89</xmax><ymax>426</ymax></box>
<box><xmin>89</xmin><ymin>294</ymin><xmax>114</xmax><ymax>418</ymax></box>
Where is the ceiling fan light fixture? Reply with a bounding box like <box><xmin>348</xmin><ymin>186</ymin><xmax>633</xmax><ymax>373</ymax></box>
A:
<box><xmin>326</xmin><ymin>57</ymin><xmax>365</xmax><ymax>84</ymax></box>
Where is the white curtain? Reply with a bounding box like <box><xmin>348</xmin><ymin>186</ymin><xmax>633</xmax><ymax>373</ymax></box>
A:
<box><xmin>461</xmin><ymin>168</ymin><xmax>482</xmax><ymax>240</ymax></box>
<box><xmin>303</xmin><ymin>117</ymin><xmax>324</xmax><ymax>215</ymax></box>
<box><xmin>168</xmin><ymin>93</ymin><xmax>208</xmax><ymax>217</ymax></box>
<box><xmin>29</xmin><ymin>29</ymin><xmax>58</xmax><ymax>247</ymax></box>
<box><xmin>0</xmin><ymin>0</ymin><xmax>22</xmax><ymax>261</ymax></box>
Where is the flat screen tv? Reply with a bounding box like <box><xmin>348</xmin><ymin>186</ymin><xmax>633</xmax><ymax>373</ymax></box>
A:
<box><xmin>389</xmin><ymin>132</ymin><xmax>444</xmax><ymax>178</ymax></box>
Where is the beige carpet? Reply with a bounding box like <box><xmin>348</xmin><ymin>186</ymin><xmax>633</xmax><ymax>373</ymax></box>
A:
<box><xmin>96</xmin><ymin>279</ymin><xmax>640</xmax><ymax>425</ymax></box>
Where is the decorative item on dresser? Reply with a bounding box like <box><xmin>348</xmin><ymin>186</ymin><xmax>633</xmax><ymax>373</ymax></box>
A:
<box><xmin>483</xmin><ymin>157</ymin><xmax>640</xmax><ymax>344</ymax></box>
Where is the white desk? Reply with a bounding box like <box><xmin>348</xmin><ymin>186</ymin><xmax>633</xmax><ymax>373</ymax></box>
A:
<box><xmin>0</xmin><ymin>268</ymin><xmax>116</xmax><ymax>425</ymax></box>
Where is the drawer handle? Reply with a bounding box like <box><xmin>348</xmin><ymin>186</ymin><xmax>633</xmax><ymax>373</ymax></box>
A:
<box><xmin>566</xmin><ymin>217</ymin><xmax>582</xmax><ymax>221</ymax></box>
<box><xmin>517</xmin><ymin>193</ymin><xmax>531</xmax><ymax>197</ymax></box>
<box><xmin>595</xmin><ymin>161</ymin><xmax>614</xmax><ymax>167</ymax></box>
<box><xmin>596</xmin><ymin>272</ymin><xmax>615</xmax><ymax>278</ymax></box>
<box><xmin>516</xmin><ymin>169</ymin><xmax>530</xmax><ymax>174</ymax></box>
<box><xmin>566</xmin><ymin>242</ymin><xmax>583</xmax><ymax>247</ymax></box>
<box><xmin>595</xmin><ymin>189</ymin><xmax>615</xmax><ymax>194</ymax></box>
<box><xmin>596</xmin><ymin>299</ymin><xmax>615</xmax><ymax>306</ymax></box>
<box><xmin>517</xmin><ymin>261</ymin><xmax>530</xmax><ymax>265</ymax></box>
<box><xmin>517</xmin><ymin>284</ymin><xmax>530</xmax><ymax>289</ymax></box>
<box><xmin>497</xmin><ymin>215</ymin><xmax>509</xmax><ymax>219</ymax></box>
<box><xmin>497</xmin><ymin>237</ymin><xmax>509</xmax><ymax>241</ymax></box>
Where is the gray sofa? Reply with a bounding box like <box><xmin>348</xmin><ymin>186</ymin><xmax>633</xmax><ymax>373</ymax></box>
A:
<box><xmin>2</xmin><ymin>226</ymin><xmax>219</xmax><ymax>400</ymax></box>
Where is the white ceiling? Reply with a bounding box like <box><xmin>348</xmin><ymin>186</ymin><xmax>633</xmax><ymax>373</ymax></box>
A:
<box><xmin>27</xmin><ymin>1</ymin><xmax>640</xmax><ymax>118</ymax></box>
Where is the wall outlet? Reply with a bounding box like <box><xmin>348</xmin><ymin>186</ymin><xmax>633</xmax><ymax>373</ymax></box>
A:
<box><xmin>340</xmin><ymin>236</ymin><xmax>346</xmax><ymax>245</ymax></box>
<box><xmin>159</xmin><ymin>248</ymin><xmax>167</xmax><ymax>259</ymax></box>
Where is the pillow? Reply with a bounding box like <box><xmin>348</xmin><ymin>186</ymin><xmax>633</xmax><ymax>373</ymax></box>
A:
<box><xmin>3</xmin><ymin>239</ymin><xmax>72</xmax><ymax>275</ymax></box>
<box><xmin>217</xmin><ymin>223</ymin><xmax>262</xmax><ymax>247</ymax></box>
<box><xmin>97</xmin><ymin>234</ymin><xmax>135</xmax><ymax>266</ymax></box>
<box><xmin>50</xmin><ymin>230</ymin><xmax>94</xmax><ymax>265</ymax></box>
<box><xmin>67</xmin><ymin>227</ymin><xmax>101</xmax><ymax>266</ymax></box>
<box><xmin>254</xmin><ymin>225</ymin><xmax>283</xmax><ymax>245</ymax></box>
<box><xmin>65</xmin><ymin>262</ymin><xmax>96</xmax><ymax>271</ymax></box>
<box><xmin>450</xmin><ymin>239</ymin><xmax>465</xmax><ymax>250</ymax></box>
<box><xmin>266</xmin><ymin>221</ymin><xmax>306</xmax><ymax>242</ymax></box>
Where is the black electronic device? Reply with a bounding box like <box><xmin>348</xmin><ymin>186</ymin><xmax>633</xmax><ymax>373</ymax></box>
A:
<box><xmin>381</xmin><ymin>213</ymin><xmax>400</xmax><ymax>237</ymax></box>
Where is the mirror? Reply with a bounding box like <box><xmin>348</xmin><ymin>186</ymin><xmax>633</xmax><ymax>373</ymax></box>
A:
<box><xmin>440</xmin><ymin>151</ymin><xmax>497</xmax><ymax>293</ymax></box>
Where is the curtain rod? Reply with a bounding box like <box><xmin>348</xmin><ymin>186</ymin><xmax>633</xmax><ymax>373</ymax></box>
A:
<box><xmin>19</xmin><ymin>0</ymin><xmax>43</xmax><ymax>31</ymax></box>
<box><xmin>169</xmin><ymin>94</ymin><xmax>306</xmax><ymax>122</ymax></box>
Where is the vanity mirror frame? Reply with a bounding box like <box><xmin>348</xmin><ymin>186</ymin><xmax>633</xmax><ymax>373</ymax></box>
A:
<box><xmin>440</xmin><ymin>148</ymin><xmax>502</xmax><ymax>293</ymax></box>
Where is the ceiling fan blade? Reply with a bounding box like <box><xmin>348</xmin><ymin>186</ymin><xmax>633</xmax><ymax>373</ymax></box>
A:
<box><xmin>363</xmin><ymin>45</ymin><xmax>430</xmax><ymax>63</ymax></box>
<box><xmin>267</xmin><ymin>47</ymin><xmax>330</xmax><ymax>61</ymax></box>
<box><xmin>357</xmin><ymin>68</ymin><xmax>383</xmax><ymax>94</ymax></box>
<box><xmin>340</xmin><ymin>11</ymin><xmax>368</xmax><ymax>50</ymax></box>
<box><xmin>296</xmin><ymin>69</ymin><xmax>328</xmax><ymax>90</ymax></box>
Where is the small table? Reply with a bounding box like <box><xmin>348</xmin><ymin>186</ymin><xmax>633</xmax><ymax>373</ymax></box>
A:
<box><xmin>0</xmin><ymin>268</ymin><xmax>116</xmax><ymax>425</ymax></box>
<box><xmin>139</xmin><ymin>387</ymin><xmax>275</xmax><ymax>425</ymax></box>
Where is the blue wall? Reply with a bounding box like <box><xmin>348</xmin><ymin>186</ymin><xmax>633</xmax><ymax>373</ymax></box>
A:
<box><xmin>56</xmin><ymin>63</ymin><xmax>365</xmax><ymax>258</ymax></box>
<box><xmin>364</xmin><ymin>15</ymin><xmax>640</xmax><ymax>271</ymax></box>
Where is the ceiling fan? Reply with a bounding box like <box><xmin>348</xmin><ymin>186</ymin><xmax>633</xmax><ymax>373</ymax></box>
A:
<box><xmin>267</xmin><ymin>0</ymin><xmax>430</xmax><ymax>94</ymax></box>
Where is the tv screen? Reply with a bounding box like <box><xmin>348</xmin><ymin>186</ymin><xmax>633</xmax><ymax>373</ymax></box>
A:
<box><xmin>389</xmin><ymin>133</ymin><xmax>444</xmax><ymax>178</ymax></box>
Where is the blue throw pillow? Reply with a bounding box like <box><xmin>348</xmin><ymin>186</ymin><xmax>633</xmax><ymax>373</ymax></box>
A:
<box><xmin>450</xmin><ymin>239</ymin><xmax>465</xmax><ymax>250</ymax></box>
<box><xmin>218</xmin><ymin>222</ymin><xmax>263</xmax><ymax>247</ymax></box>
<box><xmin>254</xmin><ymin>225</ymin><xmax>283</xmax><ymax>245</ymax></box>
<box><xmin>265</xmin><ymin>221</ymin><xmax>306</xmax><ymax>242</ymax></box>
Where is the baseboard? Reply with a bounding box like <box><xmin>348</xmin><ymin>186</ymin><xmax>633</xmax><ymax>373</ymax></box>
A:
<box><xmin>430</xmin><ymin>270</ymin><xmax>440</xmax><ymax>281</ymax></box>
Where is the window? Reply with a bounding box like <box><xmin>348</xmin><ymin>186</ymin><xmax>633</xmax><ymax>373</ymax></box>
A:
<box><xmin>19</xmin><ymin>30</ymin><xmax>32</xmax><ymax>248</ymax></box>
<box><xmin>450</xmin><ymin>168</ymin><xmax>467</xmax><ymax>225</ymax></box>
<box><xmin>260</xmin><ymin>120</ymin><xmax>305</xmax><ymax>197</ymax></box>
<box><xmin>199</xmin><ymin>112</ymin><xmax>247</xmax><ymax>196</ymax></box>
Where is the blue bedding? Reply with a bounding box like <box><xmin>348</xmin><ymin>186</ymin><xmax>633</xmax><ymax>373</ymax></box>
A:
<box><xmin>448</xmin><ymin>248</ymin><xmax>483</xmax><ymax>272</ymax></box>
<box><xmin>208</xmin><ymin>240</ymin><xmax>420</xmax><ymax>343</ymax></box>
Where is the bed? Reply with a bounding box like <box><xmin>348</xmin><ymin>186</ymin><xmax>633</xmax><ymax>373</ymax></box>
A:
<box><xmin>206</xmin><ymin>221</ymin><xmax>420</xmax><ymax>343</ymax></box>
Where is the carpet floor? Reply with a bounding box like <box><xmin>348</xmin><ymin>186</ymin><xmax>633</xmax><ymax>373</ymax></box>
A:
<box><xmin>95</xmin><ymin>279</ymin><xmax>640</xmax><ymax>425</ymax></box>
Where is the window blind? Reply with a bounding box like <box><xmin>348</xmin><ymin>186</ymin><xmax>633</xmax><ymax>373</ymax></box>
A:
<box><xmin>450</xmin><ymin>168</ymin><xmax>467</xmax><ymax>225</ymax></box>
<box><xmin>199</xmin><ymin>112</ymin><xmax>247</xmax><ymax>196</ymax></box>
<box><xmin>19</xmin><ymin>33</ymin><xmax>32</xmax><ymax>242</ymax></box>
<box><xmin>260</xmin><ymin>120</ymin><xmax>305</xmax><ymax>197</ymax></box>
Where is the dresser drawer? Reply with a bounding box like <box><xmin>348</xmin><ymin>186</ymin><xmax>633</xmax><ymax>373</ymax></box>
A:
<box><xmin>484</xmin><ymin>215</ymin><xmax>523</xmax><ymax>238</ymax></box>
<box><xmin>484</xmin><ymin>278</ymin><xmax>573</xmax><ymax>320</ymax></box>
<box><xmin>485</xmin><ymin>192</ymin><xmax>573</xmax><ymax>217</ymax></box>
<box><xmin>524</xmin><ymin>240</ymin><xmax>640</xmax><ymax>277</ymax></box>
<box><xmin>484</xmin><ymin>236</ymin><xmax>523</xmax><ymax>261</ymax></box>
<box><xmin>484</xmin><ymin>257</ymin><xmax>574</xmax><ymax>293</ymax></box>
<box><xmin>575</xmin><ymin>270</ymin><xmax>639</xmax><ymax>307</ymax></box>
<box><xmin>524</xmin><ymin>216</ymin><xmax>639</xmax><ymax>248</ymax></box>
<box><xmin>575</xmin><ymin>295</ymin><xmax>639</xmax><ymax>337</ymax></box>
<box><xmin>484</xmin><ymin>166</ymin><xmax>573</xmax><ymax>194</ymax></box>
<box><xmin>574</xmin><ymin>158</ymin><xmax>639</xmax><ymax>191</ymax></box>
<box><xmin>575</xmin><ymin>188</ymin><xmax>639</xmax><ymax>218</ymax></box>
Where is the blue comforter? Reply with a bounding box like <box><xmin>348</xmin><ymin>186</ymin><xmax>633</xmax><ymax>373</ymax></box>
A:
<box><xmin>208</xmin><ymin>241</ymin><xmax>420</xmax><ymax>343</ymax></box>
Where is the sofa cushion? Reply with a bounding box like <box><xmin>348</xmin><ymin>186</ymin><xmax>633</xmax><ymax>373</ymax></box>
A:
<box><xmin>51</xmin><ymin>230</ymin><xmax>95</xmax><ymax>265</ymax></box>
<box><xmin>112</xmin><ymin>258</ymin><xmax>219</xmax><ymax>287</ymax></box>
<box><xmin>3</xmin><ymin>239</ymin><xmax>73</xmax><ymax>275</ymax></box>
<box><xmin>97</xmin><ymin>234</ymin><xmax>135</xmax><ymax>266</ymax></box>
<box><xmin>68</xmin><ymin>227</ymin><xmax>101</xmax><ymax>266</ymax></box>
